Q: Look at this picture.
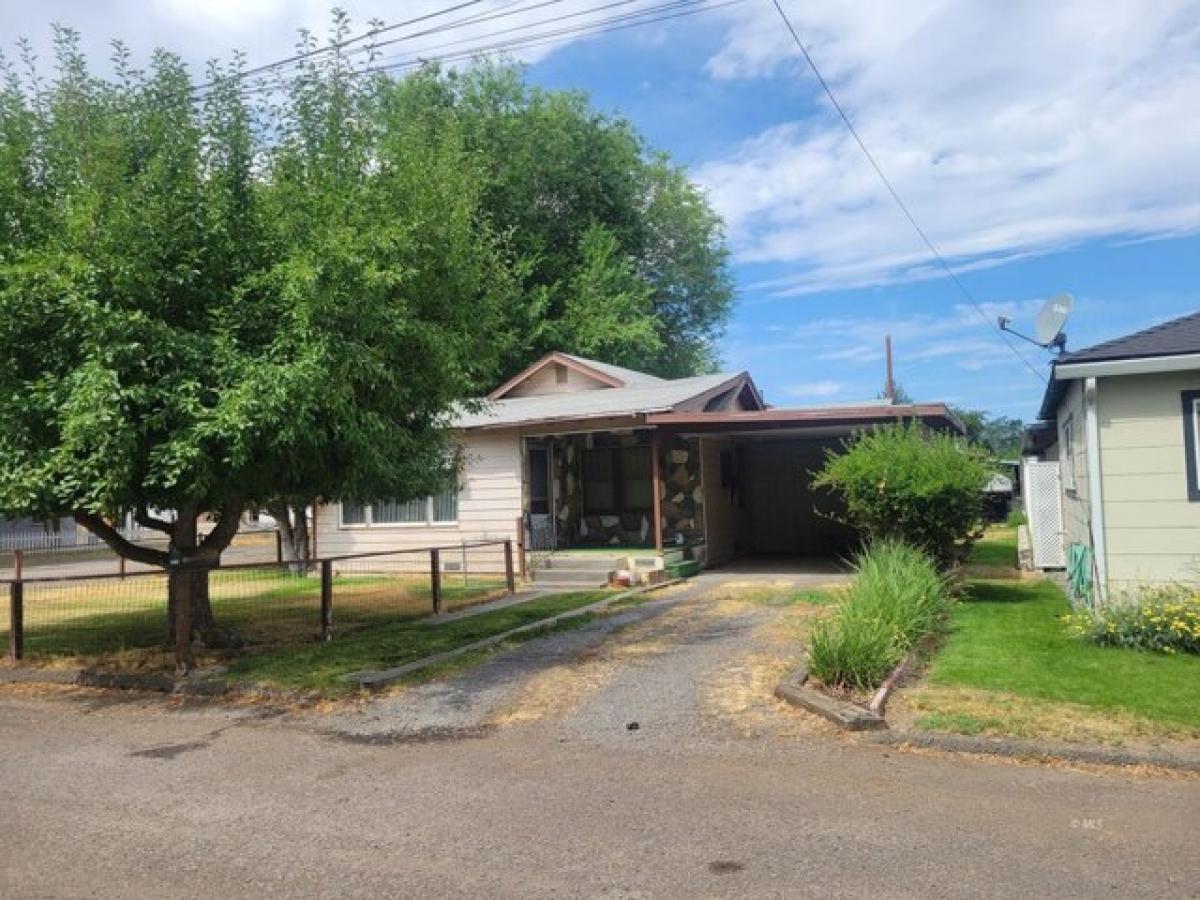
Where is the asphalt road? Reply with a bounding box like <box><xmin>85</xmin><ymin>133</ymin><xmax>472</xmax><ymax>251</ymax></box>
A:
<box><xmin>1</xmin><ymin>578</ymin><xmax>1198</xmax><ymax>899</ymax></box>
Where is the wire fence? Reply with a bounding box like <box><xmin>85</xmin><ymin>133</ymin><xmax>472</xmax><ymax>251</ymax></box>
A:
<box><xmin>2</xmin><ymin>540</ymin><xmax>515</xmax><ymax>664</ymax></box>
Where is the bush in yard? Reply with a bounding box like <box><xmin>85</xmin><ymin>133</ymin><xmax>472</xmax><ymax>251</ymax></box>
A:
<box><xmin>1065</xmin><ymin>587</ymin><xmax>1200</xmax><ymax>656</ymax></box>
<box><xmin>808</xmin><ymin>540</ymin><xmax>952</xmax><ymax>690</ymax></box>
<box><xmin>813</xmin><ymin>421</ymin><xmax>991</xmax><ymax>568</ymax></box>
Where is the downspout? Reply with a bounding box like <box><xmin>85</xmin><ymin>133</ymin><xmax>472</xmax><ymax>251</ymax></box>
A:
<box><xmin>1083</xmin><ymin>377</ymin><xmax>1108</xmax><ymax>606</ymax></box>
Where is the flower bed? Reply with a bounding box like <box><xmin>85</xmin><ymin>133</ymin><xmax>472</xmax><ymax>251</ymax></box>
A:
<box><xmin>1066</xmin><ymin>588</ymin><xmax>1200</xmax><ymax>656</ymax></box>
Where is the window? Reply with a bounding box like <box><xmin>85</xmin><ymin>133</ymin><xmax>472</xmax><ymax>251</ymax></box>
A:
<box><xmin>582</xmin><ymin>447</ymin><xmax>652</xmax><ymax>514</ymax></box>
<box><xmin>1183</xmin><ymin>390</ymin><xmax>1200</xmax><ymax>502</ymax></box>
<box><xmin>1061</xmin><ymin>416</ymin><xmax>1076</xmax><ymax>492</ymax></box>
<box><xmin>341</xmin><ymin>488</ymin><xmax>458</xmax><ymax>527</ymax></box>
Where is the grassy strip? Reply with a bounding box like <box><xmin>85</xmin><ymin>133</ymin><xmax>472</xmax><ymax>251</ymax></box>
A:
<box><xmin>966</xmin><ymin>526</ymin><xmax>1017</xmax><ymax>568</ymax></box>
<box><xmin>225</xmin><ymin>590</ymin><xmax>613</xmax><ymax>693</ymax></box>
<box><xmin>917</xmin><ymin>578</ymin><xmax>1200</xmax><ymax>734</ymax></box>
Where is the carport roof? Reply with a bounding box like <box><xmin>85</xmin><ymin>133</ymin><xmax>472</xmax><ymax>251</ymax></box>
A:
<box><xmin>646</xmin><ymin>403</ymin><xmax>965</xmax><ymax>434</ymax></box>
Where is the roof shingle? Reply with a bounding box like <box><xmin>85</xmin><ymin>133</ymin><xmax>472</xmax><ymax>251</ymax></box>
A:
<box><xmin>1059</xmin><ymin>311</ymin><xmax>1200</xmax><ymax>364</ymax></box>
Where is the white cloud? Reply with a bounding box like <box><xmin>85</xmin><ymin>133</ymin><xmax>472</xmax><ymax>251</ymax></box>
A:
<box><xmin>783</xmin><ymin>379</ymin><xmax>844</xmax><ymax>398</ymax></box>
<box><xmin>696</xmin><ymin>1</ymin><xmax>1200</xmax><ymax>293</ymax></box>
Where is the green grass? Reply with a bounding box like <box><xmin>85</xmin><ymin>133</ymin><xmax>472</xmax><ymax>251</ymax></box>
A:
<box><xmin>925</xmin><ymin>578</ymin><xmax>1200</xmax><ymax>729</ymax></box>
<box><xmin>966</xmin><ymin>527</ymin><xmax>1017</xmax><ymax>568</ymax></box>
<box><xmin>225</xmin><ymin>589</ymin><xmax>613</xmax><ymax>692</ymax></box>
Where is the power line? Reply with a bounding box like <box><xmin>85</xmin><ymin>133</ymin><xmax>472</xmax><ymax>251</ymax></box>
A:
<box><xmin>769</xmin><ymin>0</ymin><xmax>1047</xmax><ymax>384</ymax></box>
<box><xmin>193</xmin><ymin>0</ymin><xmax>491</xmax><ymax>92</ymax></box>
<box><xmin>205</xmin><ymin>0</ymin><xmax>738</xmax><ymax>103</ymax></box>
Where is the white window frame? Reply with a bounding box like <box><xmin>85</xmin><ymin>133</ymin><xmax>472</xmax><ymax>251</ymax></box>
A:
<box><xmin>1061</xmin><ymin>415</ymin><xmax>1076</xmax><ymax>493</ymax></box>
<box><xmin>339</xmin><ymin>491</ymin><xmax>458</xmax><ymax>529</ymax></box>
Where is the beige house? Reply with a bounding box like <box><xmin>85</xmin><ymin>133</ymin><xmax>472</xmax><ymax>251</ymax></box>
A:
<box><xmin>1027</xmin><ymin>311</ymin><xmax>1200</xmax><ymax>601</ymax></box>
<box><xmin>313</xmin><ymin>352</ymin><xmax>959</xmax><ymax>586</ymax></box>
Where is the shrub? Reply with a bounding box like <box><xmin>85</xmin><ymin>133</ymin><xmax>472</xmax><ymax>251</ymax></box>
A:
<box><xmin>1065</xmin><ymin>586</ymin><xmax>1200</xmax><ymax>656</ymax></box>
<box><xmin>808</xmin><ymin>540</ymin><xmax>952</xmax><ymax>690</ymax></box>
<box><xmin>813</xmin><ymin>421</ymin><xmax>991</xmax><ymax>568</ymax></box>
<box><xmin>1006</xmin><ymin>508</ymin><xmax>1027</xmax><ymax>528</ymax></box>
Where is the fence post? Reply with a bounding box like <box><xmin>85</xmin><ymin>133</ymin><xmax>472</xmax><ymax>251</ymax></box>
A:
<box><xmin>430</xmin><ymin>548</ymin><xmax>442</xmax><ymax>615</ymax></box>
<box><xmin>13</xmin><ymin>549</ymin><xmax>22</xmax><ymax>582</ymax></box>
<box><xmin>8</xmin><ymin>580</ymin><xmax>23</xmax><ymax>661</ymax></box>
<box><xmin>514</xmin><ymin>517</ymin><xmax>526</xmax><ymax>581</ymax></box>
<box><xmin>118</xmin><ymin>555</ymin><xmax>126</xmax><ymax>580</ymax></box>
<box><xmin>320</xmin><ymin>559</ymin><xmax>333</xmax><ymax>641</ymax></box>
<box><xmin>461</xmin><ymin>540</ymin><xmax>468</xmax><ymax>588</ymax></box>
<box><xmin>276</xmin><ymin>530</ymin><xmax>283</xmax><ymax>565</ymax></box>
<box><xmin>504</xmin><ymin>540</ymin><xmax>516</xmax><ymax>594</ymax></box>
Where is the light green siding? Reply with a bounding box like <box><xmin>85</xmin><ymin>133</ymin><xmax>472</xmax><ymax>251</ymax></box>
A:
<box><xmin>1098</xmin><ymin>371</ymin><xmax>1200</xmax><ymax>588</ymax></box>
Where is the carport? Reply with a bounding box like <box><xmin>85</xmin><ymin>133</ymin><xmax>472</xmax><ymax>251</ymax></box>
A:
<box><xmin>646</xmin><ymin>404</ymin><xmax>964</xmax><ymax>571</ymax></box>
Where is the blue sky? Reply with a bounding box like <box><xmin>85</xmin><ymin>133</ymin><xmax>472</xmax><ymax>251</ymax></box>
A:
<box><xmin>5</xmin><ymin>1</ymin><xmax>1199</xmax><ymax>420</ymax></box>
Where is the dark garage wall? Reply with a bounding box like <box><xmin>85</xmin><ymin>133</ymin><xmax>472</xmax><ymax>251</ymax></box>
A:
<box><xmin>742</xmin><ymin>438</ymin><xmax>857</xmax><ymax>556</ymax></box>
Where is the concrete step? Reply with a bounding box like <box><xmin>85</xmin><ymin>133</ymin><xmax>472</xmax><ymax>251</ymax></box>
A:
<box><xmin>531</xmin><ymin>579</ymin><xmax>610</xmax><ymax>592</ymax></box>
<box><xmin>541</xmin><ymin>556</ymin><xmax>623</xmax><ymax>571</ymax></box>
<box><xmin>531</xmin><ymin>567</ymin><xmax>611</xmax><ymax>585</ymax></box>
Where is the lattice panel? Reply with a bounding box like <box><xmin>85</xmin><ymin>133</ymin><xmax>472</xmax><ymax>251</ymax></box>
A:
<box><xmin>1022</xmin><ymin>460</ymin><xmax>1066</xmax><ymax>569</ymax></box>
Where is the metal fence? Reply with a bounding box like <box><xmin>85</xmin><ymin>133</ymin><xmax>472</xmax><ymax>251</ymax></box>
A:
<box><xmin>2</xmin><ymin>539</ymin><xmax>515</xmax><ymax>663</ymax></box>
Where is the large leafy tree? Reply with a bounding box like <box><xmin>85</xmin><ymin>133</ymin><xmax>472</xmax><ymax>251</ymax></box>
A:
<box><xmin>396</xmin><ymin>63</ymin><xmax>735</xmax><ymax>377</ymax></box>
<box><xmin>0</xmin><ymin>22</ymin><xmax>510</xmax><ymax>652</ymax></box>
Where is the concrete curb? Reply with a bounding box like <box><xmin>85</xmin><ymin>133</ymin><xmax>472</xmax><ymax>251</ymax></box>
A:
<box><xmin>346</xmin><ymin>578</ymin><xmax>687</xmax><ymax>690</ymax></box>
<box><xmin>873</xmin><ymin>729</ymin><xmax>1200</xmax><ymax>773</ymax></box>
<box><xmin>774</xmin><ymin>664</ymin><xmax>886</xmax><ymax>731</ymax></box>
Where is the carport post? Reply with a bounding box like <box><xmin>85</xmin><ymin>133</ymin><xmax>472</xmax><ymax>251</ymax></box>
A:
<box><xmin>8</xmin><ymin>579</ymin><xmax>23</xmax><ymax>661</ymax></box>
<box><xmin>651</xmin><ymin>431</ymin><xmax>664</xmax><ymax>554</ymax></box>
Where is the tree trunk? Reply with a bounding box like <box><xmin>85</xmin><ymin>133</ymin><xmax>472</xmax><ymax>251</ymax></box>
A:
<box><xmin>268</xmin><ymin>500</ymin><xmax>311</xmax><ymax>575</ymax></box>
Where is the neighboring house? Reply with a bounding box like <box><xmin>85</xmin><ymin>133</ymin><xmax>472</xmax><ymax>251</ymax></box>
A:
<box><xmin>1024</xmin><ymin>311</ymin><xmax>1200</xmax><ymax>601</ymax></box>
<box><xmin>0</xmin><ymin>516</ymin><xmax>80</xmax><ymax>550</ymax></box>
<box><xmin>313</xmin><ymin>351</ymin><xmax>960</xmax><ymax>575</ymax></box>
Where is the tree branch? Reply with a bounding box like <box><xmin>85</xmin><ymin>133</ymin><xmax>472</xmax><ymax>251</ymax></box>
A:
<box><xmin>135</xmin><ymin>505</ymin><xmax>176</xmax><ymax>536</ymax></box>
<box><xmin>199</xmin><ymin>496</ymin><xmax>244</xmax><ymax>556</ymax></box>
<box><xmin>73</xmin><ymin>511</ymin><xmax>170</xmax><ymax>568</ymax></box>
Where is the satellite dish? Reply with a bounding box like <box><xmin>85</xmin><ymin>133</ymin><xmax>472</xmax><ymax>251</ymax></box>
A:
<box><xmin>1034</xmin><ymin>292</ymin><xmax>1073</xmax><ymax>346</ymax></box>
<box><xmin>997</xmin><ymin>291</ymin><xmax>1073</xmax><ymax>352</ymax></box>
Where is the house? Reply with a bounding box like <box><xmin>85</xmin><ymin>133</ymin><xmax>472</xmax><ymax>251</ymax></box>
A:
<box><xmin>313</xmin><ymin>352</ymin><xmax>961</xmax><ymax>583</ymax></box>
<box><xmin>1023</xmin><ymin>311</ymin><xmax>1200</xmax><ymax>602</ymax></box>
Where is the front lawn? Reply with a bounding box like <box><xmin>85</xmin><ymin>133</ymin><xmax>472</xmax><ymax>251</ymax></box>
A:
<box><xmin>3</xmin><ymin>569</ymin><xmax>506</xmax><ymax>660</ymax></box>
<box><xmin>225</xmin><ymin>589</ymin><xmax>613</xmax><ymax>693</ymax></box>
<box><xmin>908</xmin><ymin>578</ymin><xmax>1200</xmax><ymax>740</ymax></box>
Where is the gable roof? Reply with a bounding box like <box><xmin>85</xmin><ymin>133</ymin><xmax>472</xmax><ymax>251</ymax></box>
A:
<box><xmin>1058</xmin><ymin>311</ymin><xmax>1200</xmax><ymax>365</ymax></box>
<box><xmin>488</xmin><ymin>352</ymin><xmax>666</xmax><ymax>399</ymax></box>
<box><xmin>1037</xmin><ymin>309</ymin><xmax>1200</xmax><ymax>419</ymax></box>
<box><xmin>456</xmin><ymin>371</ymin><xmax>754</xmax><ymax>430</ymax></box>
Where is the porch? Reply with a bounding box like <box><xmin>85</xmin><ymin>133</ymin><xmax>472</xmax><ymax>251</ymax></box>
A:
<box><xmin>517</xmin><ymin>422</ymin><xmax>864</xmax><ymax>573</ymax></box>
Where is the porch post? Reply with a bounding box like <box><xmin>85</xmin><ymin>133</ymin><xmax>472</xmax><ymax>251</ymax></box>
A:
<box><xmin>651</xmin><ymin>430</ymin><xmax>664</xmax><ymax>554</ymax></box>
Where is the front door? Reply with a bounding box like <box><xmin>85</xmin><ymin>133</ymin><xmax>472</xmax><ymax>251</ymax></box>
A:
<box><xmin>527</xmin><ymin>444</ymin><xmax>556</xmax><ymax>550</ymax></box>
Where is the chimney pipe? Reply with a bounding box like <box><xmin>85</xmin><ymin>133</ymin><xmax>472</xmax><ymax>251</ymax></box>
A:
<box><xmin>885</xmin><ymin>335</ymin><xmax>896</xmax><ymax>402</ymax></box>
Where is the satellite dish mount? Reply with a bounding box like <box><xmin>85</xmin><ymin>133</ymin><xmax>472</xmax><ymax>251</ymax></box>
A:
<box><xmin>997</xmin><ymin>292</ymin><xmax>1073</xmax><ymax>353</ymax></box>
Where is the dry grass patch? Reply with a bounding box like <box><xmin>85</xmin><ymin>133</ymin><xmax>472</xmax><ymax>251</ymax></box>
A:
<box><xmin>898</xmin><ymin>684</ymin><xmax>1200</xmax><ymax>746</ymax></box>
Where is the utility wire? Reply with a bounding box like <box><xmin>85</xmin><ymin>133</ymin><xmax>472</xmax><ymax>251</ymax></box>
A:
<box><xmin>770</xmin><ymin>0</ymin><xmax>1047</xmax><ymax>384</ymax></box>
<box><xmin>193</xmin><ymin>0</ymin><xmax>491</xmax><ymax>91</ymax></box>
<box><xmin>207</xmin><ymin>0</ymin><xmax>737</xmax><ymax>102</ymax></box>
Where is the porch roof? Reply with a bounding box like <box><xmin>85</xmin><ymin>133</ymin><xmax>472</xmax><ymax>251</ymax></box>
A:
<box><xmin>645</xmin><ymin>403</ymin><xmax>965</xmax><ymax>435</ymax></box>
